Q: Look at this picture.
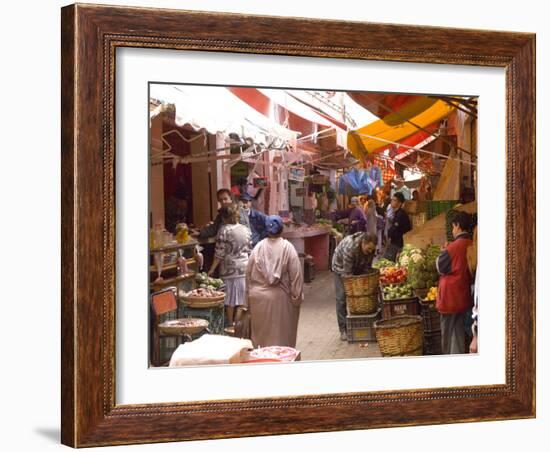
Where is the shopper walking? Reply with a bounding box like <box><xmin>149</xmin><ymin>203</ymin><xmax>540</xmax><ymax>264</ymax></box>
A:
<box><xmin>245</xmin><ymin>215</ymin><xmax>304</xmax><ymax>348</ymax></box>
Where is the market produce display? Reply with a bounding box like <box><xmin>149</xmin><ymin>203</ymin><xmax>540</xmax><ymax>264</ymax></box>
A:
<box><xmin>181</xmin><ymin>287</ymin><xmax>225</xmax><ymax>298</ymax></box>
<box><xmin>372</xmin><ymin>258</ymin><xmax>396</xmax><ymax>270</ymax></box>
<box><xmin>196</xmin><ymin>272</ymin><xmax>224</xmax><ymax>290</ymax></box>
<box><xmin>398</xmin><ymin>244</ymin><xmax>440</xmax><ymax>289</ymax></box>
<box><xmin>379</xmin><ymin>267</ymin><xmax>408</xmax><ymax>285</ymax></box>
<box><xmin>382</xmin><ymin>283</ymin><xmax>414</xmax><ymax>300</ymax></box>
<box><xmin>423</xmin><ymin>286</ymin><xmax>438</xmax><ymax>302</ymax></box>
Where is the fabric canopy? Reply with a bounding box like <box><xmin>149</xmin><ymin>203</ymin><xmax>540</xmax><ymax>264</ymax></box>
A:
<box><xmin>150</xmin><ymin>84</ymin><xmax>299</xmax><ymax>146</ymax></box>
<box><xmin>347</xmin><ymin>92</ymin><xmax>422</xmax><ymax>119</ymax></box>
<box><xmin>346</xmin><ymin>98</ymin><xmax>455</xmax><ymax>159</ymax></box>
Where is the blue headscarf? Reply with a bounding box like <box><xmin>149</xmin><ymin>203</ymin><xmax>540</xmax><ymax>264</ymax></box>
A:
<box><xmin>265</xmin><ymin>215</ymin><xmax>284</xmax><ymax>236</ymax></box>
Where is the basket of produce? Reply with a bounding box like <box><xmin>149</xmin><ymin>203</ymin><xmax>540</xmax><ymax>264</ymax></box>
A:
<box><xmin>417</xmin><ymin>286</ymin><xmax>441</xmax><ymax>331</ymax></box>
<box><xmin>374</xmin><ymin>315</ymin><xmax>424</xmax><ymax>357</ymax></box>
<box><xmin>342</xmin><ymin>269</ymin><xmax>380</xmax><ymax>297</ymax></box>
<box><xmin>347</xmin><ymin>293</ymin><xmax>379</xmax><ymax>315</ymax></box>
<box><xmin>158</xmin><ymin>318</ymin><xmax>209</xmax><ymax>335</ymax></box>
<box><xmin>380</xmin><ymin>283</ymin><xmax>420</xmax><ymax>319</ymax></box>
<box><xmin>180</xmin><ymin>287</ymin><xmax>225</xmax><ymax>308</ymax></box>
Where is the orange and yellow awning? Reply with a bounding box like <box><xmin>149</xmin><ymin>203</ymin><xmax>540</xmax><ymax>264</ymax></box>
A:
<box><xmin>346</xmin><ymin>97</ymin><xmax>455</xmax><ymax>160</ymax></box>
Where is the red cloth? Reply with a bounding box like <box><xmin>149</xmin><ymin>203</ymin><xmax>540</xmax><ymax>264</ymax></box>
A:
<box><xmin>374</xmin><ymin>157</ymin><xmax>395</xmax><ymax>184</ymax></box>
<box><xmin>437</xmin><ymin>237</ymin><xmax>474</xmax><ymax>314</ymax></box>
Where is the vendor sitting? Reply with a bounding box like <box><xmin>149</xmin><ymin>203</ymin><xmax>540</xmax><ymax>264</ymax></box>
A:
<box><xmin>239</xmin><ymin>193</ymin><xmax>268</xmax><ymax>247</ymax></box>
<box><xmin>331</xmin><ymin>232</ymin><xmax>377</xmax><ymax>341</ymax></box>
<box><xmin>198</xmin><ymin>188</ymin><xmax>250</xmax><ymax>239</ymax></box>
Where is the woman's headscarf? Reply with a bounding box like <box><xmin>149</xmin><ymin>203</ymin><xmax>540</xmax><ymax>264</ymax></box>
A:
<box><xmin>265</xmin><ymin>215</ymin><xmax>284</xmax><ymax>236</ymax></box>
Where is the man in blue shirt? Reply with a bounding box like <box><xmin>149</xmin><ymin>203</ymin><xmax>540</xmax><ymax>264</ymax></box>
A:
<box><xmin>239</xmin><ymin>193</ymin><xmax>268</xmax><ymax>247</ymax></box>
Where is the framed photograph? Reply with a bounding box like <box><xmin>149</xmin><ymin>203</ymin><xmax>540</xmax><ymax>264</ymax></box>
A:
<box><xmin>61</xmin><ymin>3</ymin><xmax>535</xmax><ymax>447</ymax></box>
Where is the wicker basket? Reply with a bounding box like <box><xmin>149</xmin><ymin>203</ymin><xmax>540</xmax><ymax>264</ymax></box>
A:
<box><xmin>374</xmin><ymin>315</ymin><xmax>424</xmax><ymax>357</ymax></box>
<box><xmin>342</xmin><ymin>270</ymin><xmax>380</xmax><ymax>297</ymax></box>
<box><xmin>347</xmin><ymin>293</ymin><xmax>378</xmax><ymax>315</ymax></box>
<box><xmin>158</xmin><ymin>318</ymin><xmax>209</xmax><ymax>335</ymax></box>
<box><xmin>181</xmin><ymin>295</ymin><xmax>225</xmax><ymax>308</ymax></box>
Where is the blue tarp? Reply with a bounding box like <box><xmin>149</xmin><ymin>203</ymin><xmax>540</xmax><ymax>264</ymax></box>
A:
<box><xmin>338</xmin><ymin>167</ymin><xmax>381</xmax><ymax>195</ymax></box>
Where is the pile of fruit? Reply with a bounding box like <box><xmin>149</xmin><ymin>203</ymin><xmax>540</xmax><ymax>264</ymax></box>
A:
<box><xmin>196</xmin><ymin>272</ymin><xmax>224</xmax><ymax>290</ymax></box>
<box><xmin>372</xmin><ymin>258</ymin><xmax>396</xmax><ymax>270</ymax></box>
<box><xmin>181</xmin><ymin>287</ymin><xmax>225</xmax><ymax>298</ymax></box>
<box><xmin>423</xmin><ymin>286</ymin><xmax>438</xmax><ymax>302</ymax></box>
<box><xmin>382</xmin><ymin>283</ymin><xmax>414</xmax><ymax>300</ymax></box>
<box><xmin>380</xmin><ymin>267</ymin><xmax>408</xmax><ymax>285</ymax></box>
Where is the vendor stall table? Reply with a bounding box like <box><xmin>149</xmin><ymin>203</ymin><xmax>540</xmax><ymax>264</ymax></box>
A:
<box><xmin>283</xmin><ymin>225</ymin><xmax>331</xmax><ymax>271</ymax></box>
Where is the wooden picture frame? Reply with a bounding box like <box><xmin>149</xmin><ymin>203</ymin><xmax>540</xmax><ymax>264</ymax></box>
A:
<box><xmin>61</xmin><ymin>3</ymin><xmax>535</xmax><ymax>447</ymax></box>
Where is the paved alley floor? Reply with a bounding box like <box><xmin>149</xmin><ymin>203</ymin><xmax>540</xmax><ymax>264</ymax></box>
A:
<box><xmin>296</xmin><ymin>270</ymin><xmax>381</xmax><ymax>361</ymax></box>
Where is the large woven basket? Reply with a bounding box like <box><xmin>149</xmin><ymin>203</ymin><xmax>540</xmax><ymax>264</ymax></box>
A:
<box><xmin>374</xmin><ymin>315</ymin><xmax>424</xmax><ymax>357</ymax></box>
<box><xmin>158</xmin><ymin>318</ymin><xmax>209</xmax><ymax>335</ymax></box>
<box><xmin>343</xmin><ymin>270</ymin><xmax>380</xmax><ymax>297</ymax></box>
<box><xmin>347</xmin><ymin>293</ymin><xmax>379</xmax><ymax>315</ymax></box>
<box><xmin>181</xmin><ymin>295</ymin><xmax>225</xmax><ymax>308</ymax></box>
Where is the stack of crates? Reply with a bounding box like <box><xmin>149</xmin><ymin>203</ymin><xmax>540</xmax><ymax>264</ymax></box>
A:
<box><xmin>346</xmin><ymin>308</ymin><xmax>381</xmax><ymax>343</ymax></box>
<box><xmin>426</xmin><ymin>200</ymin><xmax>459</xmax><ymax>220</ymax></box>
<box><xmin>415</xmin><ymin>289</ymin><xmax>442</xmax><ymax>355</ymax></box>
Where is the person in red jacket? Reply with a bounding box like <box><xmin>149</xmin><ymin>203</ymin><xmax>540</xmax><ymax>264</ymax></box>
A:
<box><xmin>436</xmin><ymin>211</ymin><xmax>473</xmax><ymax>354</ymax></box>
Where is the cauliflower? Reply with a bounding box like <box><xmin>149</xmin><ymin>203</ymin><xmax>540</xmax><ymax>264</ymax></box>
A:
<box><xmin>400</xmin><ymin>256</ymin><xmax>410</xmax><ymax>267</ymax></box>
<box><xmin>411</xmin><ymin>253</ymin><xmax>424</xmax><ymax>264</ymax></box>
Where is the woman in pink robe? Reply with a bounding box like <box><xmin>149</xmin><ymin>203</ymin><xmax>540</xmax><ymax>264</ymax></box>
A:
<box><xmin>245</xmin><ymin>215</ymin><xmax>304</xmax><ymax>348</ymax></box>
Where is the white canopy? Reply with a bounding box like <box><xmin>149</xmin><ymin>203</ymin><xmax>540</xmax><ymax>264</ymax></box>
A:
<box><xmin>150</xmin><ymin>84</ymin><xmax>299</xmax><ymax>146</ymax></box>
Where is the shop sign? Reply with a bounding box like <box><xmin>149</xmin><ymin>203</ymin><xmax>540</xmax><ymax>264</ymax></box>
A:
<box><xmin>288</xmin><ymin>167</ymin><xmax>305</xmax><ymax>182</ymax></box>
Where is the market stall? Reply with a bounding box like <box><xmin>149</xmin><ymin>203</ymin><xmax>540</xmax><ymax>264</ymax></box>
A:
<box><xmin>282</xmin><ymin>223</ymin><xmax>332</xmax><ymax>271</ymax></box>
<box><xmin>148</xmin><ymin>85</ymin><xmax>478</xmax><ymax>365</ymax></box>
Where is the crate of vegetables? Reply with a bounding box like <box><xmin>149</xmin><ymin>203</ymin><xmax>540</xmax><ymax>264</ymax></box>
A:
<box><xmin>380</xmin><ymin>283</ymin><xmax>420</xmax><ymax>320</ymax></box>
